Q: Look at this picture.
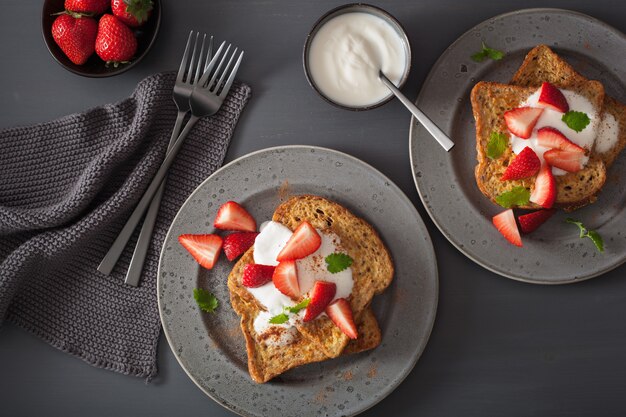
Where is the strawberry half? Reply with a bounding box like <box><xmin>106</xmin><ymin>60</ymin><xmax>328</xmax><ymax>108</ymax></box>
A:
<box><xmin>536</xmin><ymin>127</ymin><xmax>585</xmax><ymax>153</ymax></box>
<box><xmin>543</xmin><ymin>149</ymin><xmax>585</xmax><ymax>173</ymax></box>
<box><xmin>492</xmin><ymin>209</ymin><xmax>522</xmax><ymax>247</ymax></box>
<box><xmin>303</xmin><ymin>281</ymin><xmax>336</xmax><ymax>322</ymax></box>
<box><xmin>272</xmin><ymin>260</ymin><xmax>300</xmax><ymax>299</ymax></box>
<box><xmin>529</xmin><ymin>163</ymin><xmax>556</xmax><ymax>209</ymax></box>
<box><xmin>222</xmin><ymin>232</ymin><xmax>259</xmax><ymax>261</ymax></box>
<box><xmin>326</xmin><ymin>298</ymin><xmax>358</xmax><ymax>339</ymax></box>
<box><xmin>518</xmin><ymin>209</ymin><xmax>556</xmax><ymax>234</ymax></box>
<box><xmin>242</xmin><ymin>264</ymin><xmax>275</xmax><ymax>288</ymax></box>
<box><xmin>538</xmin><ymin>82</ymin><xmax>569</xmax><ymax>113</ymax></box>
<box><xmin>500</xmin><ymin>146</ymin><xmax>541</xmax><ymax>181</ymax></box>
<box><xmin>276</xmin><ymin>221</ymin><xmax>321</xmax><ymax>262</ymax></box>
<box><xmin>214</xmin><ymin>201</ymin><xmax>257</xmax><ymax>232</ymax></box>
<box><xmin>178</xmin><ymin>234</ymin><xmax>223</xmax><ymax>269</ymax></box>
<box><xmin>504</xmin><ymin>107</ymin><xmax>544</xmax><ymax>139</ymax></box>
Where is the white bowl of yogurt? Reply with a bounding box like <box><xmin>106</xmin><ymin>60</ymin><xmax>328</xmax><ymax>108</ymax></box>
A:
<box><xmin>303</xmin><ymin>3</ymin><xmax>412</xmax><ymax>111</ymax></box>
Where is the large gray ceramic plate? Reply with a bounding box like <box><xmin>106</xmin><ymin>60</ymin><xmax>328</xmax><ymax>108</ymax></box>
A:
<box><xmin>158</xmin><ymin>146</ymin><xmax>438</xmax><ymax>416</ymax></box>
<box><xmin>410</xmin><ymin>8</ymin><xmax>626</xmax><ymax>284</ymax></box>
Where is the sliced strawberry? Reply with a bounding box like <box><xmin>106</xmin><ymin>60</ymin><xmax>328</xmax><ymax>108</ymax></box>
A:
<box><xmin>492</xmin><ymin>209</ymin><xmax>522</xmax><ymax>247</ymax></box>
<box><xmin>242</xmin><ymin>264</ymin><xmax>275</xmax><ymax>288</ymax></box>
<box><xmin>543</xmin><ymin>149</ymin><xmax>585</xmax><ymax>173</ymax></box>
<box><xmin>538</xmin><ymin>82</ymin><xmax>569</xmax><ymax>113</ymax></box>
<box><xmin>214</xmin><ymin>201</ymin><xmax>257</xmax><ymax>232</ymax></box>
<box><xmin>276</xmin><ymin>221</ymin><xmax>321</xmax><ymax>262</ymax></box>
<box><xmin>504</xmin><ymin>107</ymin><xmax>544</xmax><ymax>139</ymax></box>
<box><xmin>536</xmin><ymin>127</ymin><xmax>585</xmax><ymax>153</ymax></box>
<box><xmin>178</xmin><ymin>234</ymin><xmax>223</xmax><ymax>269</ymax></box>
<box><xmin>529</xmin><ymin>163</ymin><xmax>556</xmax><ymax>209</ymax></box>
<box><xmin>326</xmin><ymin>298</ymin><xmax>358</xmax><ymax>339</ymax></box>
<box><xmin>500</xmin><ymin>146</ymin><xmax>541</xmax><ymax>181</ymax></box>
<box><xmin>303</xmin><ymin>281</ymin><xmax>336</xmax><ymax>322</ymax></box>
<box><xmin>272</xmin><ymin>260</ymin><xmax>300</xmax><ymax>299</ymax></box>
<box><xmin>222</xmin><ymin>232</ymin><xmax>259</xmax><ymax>261</ymax></box>
<box><xmin>518</xmin><ymin>209</ymin><xmax>556</xmax><ymax>234</ymax></box>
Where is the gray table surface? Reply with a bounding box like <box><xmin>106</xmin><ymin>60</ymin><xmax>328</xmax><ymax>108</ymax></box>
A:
<box><xmin>1</xmin><ymin>0</ymin><xmax>626</xmax><ymax>416</ymax></box>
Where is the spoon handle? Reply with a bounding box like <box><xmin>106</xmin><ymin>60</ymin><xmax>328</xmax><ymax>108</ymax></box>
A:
<box><xmin>379</xmin><ymin>72</ymin><xmax>455</xmax><ymax>151</ymax></box>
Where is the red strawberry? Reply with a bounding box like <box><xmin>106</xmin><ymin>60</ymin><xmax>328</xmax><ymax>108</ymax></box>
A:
<box><xmin>518</xmin><ymin>209</ymin><xmax>556</xmax><ymax>234</ymax></box>
<box><xmin>303</xmin><ymin>281</ymin><xmax>336</xmax><ymax>322</ymax></box>
<box><xmin>538</xmin><ymin>82</ymin><xmax>569</xmax><ymax>113</ymax></box>
<box><xmin>276</xmin><ymin>221</ymin><xmax>321</xmax><ymax>262</ymax></box>
<box><xmin>51</xmin><ymin>14</ymin><xmax>98</xmax><ymax>65</ymax></box>
<box><xmin>111</xmin><ymin>0</ymin><xmax>153</xmax><ymax>27</ymax></box>
<box><xmin>242</xmin><ymin>264</ymin><xmax>275</xmax><ymax>288</ymax></box>
<box><xmin>326</xmin><ymin>298</ymin><xmax>358</xmax><ymax>339</ymax></box>
<box><xmin>272</xmin><ymin>261</ymin><xmax>300</xmax><ymax>299</ymax></box>
<box><xmin>222</xmin><ymin>232</ymin><xmax>258</xmax><ymax>261</ymax></box>
<box><xmin>492</xmin><ymin>209</ymin><xmax>522</xmax><ymax>247</ymax></box>
<box><xmin>504</xmin><ymin>107</ymin><xmax>544</xmax><ymax>139</ymax></box>
<box><xmin>500</xmin><ymin>146</ymin><xmax>541</xmax><ymax>181</ymax></box>
<box><xmin>536</xmin><ymin>127</ymin><xmax>585</xmax><ymax>153</ymax></box>
<box><xmin>529</xmin><ymin>163</ymin><xmax>556</xmax><ymax>209</ymax></box>
<box><xmin>543</xmin><ymin>149</ymin><xmax>584</xmax><ymax>173</ymax></box>
<box><xmin>178</xmin><ymin>234</ymin><xmax>223</xmax><ymax>269</ymax></box>
<box><xmin>65</xmin><ymin>0</ymin><xmax>109</xmax><ymax>14</ymax></box>
<box><xmin>95</xmin><ymin>14</ymin><xmax>137</xmax><ymax>65</ymax></box>
<box><xmin>214</xmin><ymin>201</ymin><xmax>257</xmax><ymax>232</ymax></box>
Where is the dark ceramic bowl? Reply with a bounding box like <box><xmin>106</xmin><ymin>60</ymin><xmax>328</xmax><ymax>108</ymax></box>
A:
<box><xmin>42</xmin><ymin>0</ymin><xmax>161</xmax><ymax>77</ymax></box>
<box><xmin>303</xmin><ymin>3</ymin><xmax>412</xmax><ymax>111</ymax></box>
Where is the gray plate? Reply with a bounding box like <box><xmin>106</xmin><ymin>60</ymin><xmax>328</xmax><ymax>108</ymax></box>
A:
<box><xmin>158</xmin><ymin>146</ymin><xmax>438</xmax><ymax>416</ymax></box>
<box><xmin>410</xmin><ymin>8</ymin><xmax>626</xmax><ymax>284</ymax></box>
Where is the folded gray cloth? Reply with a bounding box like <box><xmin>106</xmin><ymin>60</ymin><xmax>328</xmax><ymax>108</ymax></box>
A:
<box><xmin>0</xmin><ymin>72</ymin><xmax>251</xmax><ymax>378</ymax></box>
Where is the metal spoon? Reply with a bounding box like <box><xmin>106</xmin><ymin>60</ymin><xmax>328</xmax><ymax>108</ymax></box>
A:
<box><xmin>379</xmin><ymin>70</ymin><xmax>454</xmax><ymax>151</ymax></box>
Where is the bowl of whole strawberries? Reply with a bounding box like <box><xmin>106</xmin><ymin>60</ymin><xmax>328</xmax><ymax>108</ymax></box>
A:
<box><xmin>42</xmin><ymin>0</ymin><xmax>161</xmax><ymax>77</ymax></box>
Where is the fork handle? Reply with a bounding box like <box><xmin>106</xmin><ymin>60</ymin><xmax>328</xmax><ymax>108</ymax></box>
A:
<box><xmin>98</xmin><ymin>114</ymin><xmax>200</xmax><ymax>276</ymax></box>
<box><xmin>122</xmin><ymin>111</ymin><xmax>187</xmax><ymax>286</ymax></box>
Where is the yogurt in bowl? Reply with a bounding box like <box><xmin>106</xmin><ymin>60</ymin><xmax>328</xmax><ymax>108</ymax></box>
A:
<box><xmin>303</xmin><ymin>3</ymin><xmax>412</xmax><ymax>110</ymax></box>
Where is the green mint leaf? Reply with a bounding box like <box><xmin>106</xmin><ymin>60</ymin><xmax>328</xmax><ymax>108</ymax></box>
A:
<box><xmin>562</xmin><ymin>111</ymin><xmax>591</xmax><ymax>133</ymax></box>
<box><xmin>495</xmin><ymin>186</ymin><xmax>530</xmax><ymax>208</ymax></box>
<box><xmin>287</xmin><ymin>299</ymin><xmax>310</xmax><ymax>314</ymax></box>
<box><xmin>269</xmin><ymin>313</ymin><xmax>289</xmax><ymax>324</ymax></box>
<box><xmin>471</xmin><ymin>42</ymin><xmax>505</xmax><ymax>62</ymax></box>
<box><xmin>566</xmin><ymin>218</ymin><xmax>604</xmax><ymax>253</ymax></box>
<box><xmin>193</xmin><ymin>288</ymin><xmax>218</xmax><ymax>313</ymax></box>
<box><xmin>487</xmin><ymin>132</ymin><xmax>508</xmax><ymax>159</ymax></box>
<box><xmin>471</xmin><ymin>50</ymin><xmax>488</xmax><ymax>62</ymax></box>
<box><xmin>325</xmin><ymin>253</ymin><xmax>354</xmax><ymax>273</ymax></box>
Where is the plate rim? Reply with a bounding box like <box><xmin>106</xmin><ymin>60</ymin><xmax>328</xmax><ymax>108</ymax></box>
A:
<box><xmin>158</xmin><ymin>144</ymin><xmax>439</xmax><ymax>416</ymax></box>
<box><xmin>409</xmin><ymin>7</ymin><xmax>626</xmax><ymax>284</ymax></box>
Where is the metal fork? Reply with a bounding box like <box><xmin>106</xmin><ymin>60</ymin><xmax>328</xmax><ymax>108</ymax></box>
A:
<box><xmin>121</xmin><ymin>32</ymin><xmax>213</xmax><ymax>286</ymax></box>
<box><xmin>98</xmin><ymin>40</ymin><xmax>244</xmax><ymax>277</ymax></box>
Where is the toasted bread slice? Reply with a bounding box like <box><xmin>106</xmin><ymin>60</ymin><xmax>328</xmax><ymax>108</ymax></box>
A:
<box><xmin>472</xmin><ymin>81</ymin><xmax>606</xmax><ymax>210</ymax></box>
<box><xmin>229</xmin><ymin>249</ymin><xmax>382</xmax><ymax>383</ymax></box>
<box><xmin>511</xmin><ymin>44</ymin><xmax>626</xmax><ymax>168</ymax></box>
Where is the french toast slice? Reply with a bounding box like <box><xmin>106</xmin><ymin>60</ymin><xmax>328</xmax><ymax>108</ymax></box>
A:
<box><xmin>471</xmin><ymin>81</ymin><xmax>606</xmax><ymax>210</ymax></box>
<box><xmin>229</xmin><ymin>249</ymin><xmax>382</xmax><ymax>383</ymax></box>
<box><xmin>511</xmin><ymin>44</ymin><xmax>626</xmax><ymax>168</ymax></box>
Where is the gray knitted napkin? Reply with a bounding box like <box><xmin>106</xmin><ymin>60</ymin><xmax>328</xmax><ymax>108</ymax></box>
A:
<box><xmin>0</xmin><ymin>72</ymin><xmax>251</xmax><ymax>379</ymax></box>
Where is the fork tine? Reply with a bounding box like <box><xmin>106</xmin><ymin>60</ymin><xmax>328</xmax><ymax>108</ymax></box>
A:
<box><xmin>207</xmin><ymin>44</ymin><xmax>232</xmax><ymax>91</ymax></box>
<box><xmin>193</xmin><ymin>33</ymin><xmax>207</xmax><ymax>85</ymax></box>
<box><xmin>186</xmin><ymin>32</ymin><xmax>200</xmax><ymax>82</ymax></box>
<box><xmin>204</xmin><ymin>36</ymin><xmax>214</xmax><ymax>71</ymax></box>
<box><xmin>219</xmin><ymin>50</ymin><xmax>243</xmax><ymax>99</ymax></box>
<box><xmin>176</xmin><ymin>31</ymin><xmax>194</xmax><ymax>82</ymax></box>
<box><xmin>214</xmin><ymin>47</ymin><xmax>237</xmax><ymax>93</ymax></box>
<box><xmin>198</xmin><ymin>41</ymin><xmax>226</xmax><ymax>86</ymax></box>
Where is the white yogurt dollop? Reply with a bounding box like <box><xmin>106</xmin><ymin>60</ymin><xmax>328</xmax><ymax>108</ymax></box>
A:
<box><xmin>509</xmin><ymin>89</ymin><xmax>599</xmax><ymax>175</ymax></box>
<box><xmin>595</xmin><ymin>112</ymin><xmax>619</xmax><ymax>154</ymax></box>
<box><xmin>307</xmin><ymin>12</ymin><xmax>407</xmax><ymax>107</ymax></box>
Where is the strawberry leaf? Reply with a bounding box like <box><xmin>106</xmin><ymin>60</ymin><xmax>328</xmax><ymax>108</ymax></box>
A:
<box><xmin>193</xmin><ymin>288</ymin><xmax>218</xmax><ymax>313</ymax></box>
<box><xmin>325</xmin><ymin>253</ymin><xmax>354</xmax><ymax>273</ymax></box>
<box><xmin>495</xmin><ymin>186</ymin><xmax>530</xmax><ymax>208</ymax></box>
<box><xmin>566</xmin><ymin>218</ymin><xmax>604</xmax><ymax>252</ymax></box>
<box><xmin>487</xmin><ymin>132</ymin><xmax>508</xmax><ymax>159</ymax></box>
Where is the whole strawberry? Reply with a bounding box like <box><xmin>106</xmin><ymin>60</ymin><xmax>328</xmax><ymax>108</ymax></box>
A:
<box><xmin>65</xmin><ymin>0</ymin><xmax>110</xmax><ymax>15</ymax></box>
<box><xmin>52</xmin><ymin>13</ymin><xmax>98</xmax><ymax>65</ymax></box>
<box><xmin>111</xmin><ymin>0</ymin><xmax>153</xmax><ymax>27</ymax></box>
<box><xmin>95</xmin><ymin>14</ymin><xmax>137</xmax><ymax>66</ymax></box>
